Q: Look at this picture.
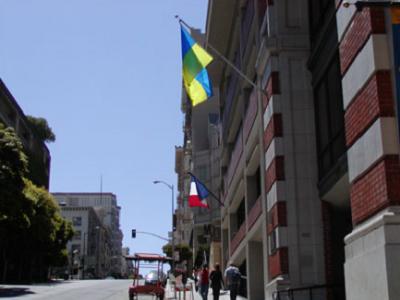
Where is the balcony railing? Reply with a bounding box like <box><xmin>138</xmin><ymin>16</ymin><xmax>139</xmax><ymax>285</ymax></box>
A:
<box><xmin>243</xmin><ymin>88</ymin><xmax>258</xmax><ymax>142</ymax></box>
<box><xmin>247</xmin><ymin>196</ymin><xmax>262</xmax><ymax>230</ymax></box>
<box><xmin>230</xmin><ymin>221</ymin><xmax>246</xmax><ymax>255</ymax></box>
<box><xmin>241</xmin><ymin>0</ymin><xmax>255</xmax><ymax>56</ymax></box>
<box><xmin>227</xmin><ymin>128</ymin><xmax>243</xmax><ymax>186</ymax></box>
<box><xmin>272</xmin><ymin>284</ymin><xmax>345</xmax><ymax>300</ymax></box>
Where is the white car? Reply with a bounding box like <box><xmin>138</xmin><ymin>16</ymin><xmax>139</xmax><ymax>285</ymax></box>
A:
<box><xmin>144</xmin><ymin>270</ymin><xmax>167</xmax><ymax>286</ymax></box>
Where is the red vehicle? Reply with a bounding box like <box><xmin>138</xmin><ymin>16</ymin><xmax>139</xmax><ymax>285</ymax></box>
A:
<box><xmin>125</xmin><ymin>253</ymin><xmax>171</xmax><ymax>300</ymax></box>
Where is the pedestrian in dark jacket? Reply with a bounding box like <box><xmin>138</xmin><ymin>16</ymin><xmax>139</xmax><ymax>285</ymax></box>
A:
<box><xmin>209</xmin><ymin>263</ymin><xmax>224</xmax><ymax>300</ymax></box>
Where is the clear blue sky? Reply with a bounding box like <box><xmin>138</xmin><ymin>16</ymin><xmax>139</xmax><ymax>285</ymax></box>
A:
<box><xmin>0</xmin><ymin>1</ymin><xmax>207</xmax><ymax>255</ymax></box>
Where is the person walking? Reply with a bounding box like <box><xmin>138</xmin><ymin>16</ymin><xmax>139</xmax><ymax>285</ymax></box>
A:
<box><xmin>198</xmin><ymin>264</ymin><xmax>209</xmax><ymax>300</ymax></box>
<box><xmin>209</xmin><ymin>263</ymin><xmax>224</xmax><ymax>300</ymax></box>
<box><xmin>224</xmin><ymin>262</ymin><xmax>241</xmax><ymax>300</ymax></box>
<box><xmin>193</xmin><ymin>267</ymin><xmax>199</xmax><ymax>291</ymax></box>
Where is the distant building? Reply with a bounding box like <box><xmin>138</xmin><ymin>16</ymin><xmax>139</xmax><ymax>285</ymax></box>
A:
<box><xmin>0</xmin><ymin>79</ymin><xmax>51</xmax><ymax>188</ymax></box>
<box><xmin>121</xmin><ymin>247</ymin><xmax>134</xmax><ymax>278</ymax></box>
<box><xmin>175</xmin><ymin>144</ymin><xmax>194</xmax><ymax>245</ymax></box>
<box><xmin>53</xmin><ymin>192</ymin><xmax>124</xmax><ymax>278</ymax></box>
<box><xmin>59</xmin><ymin>206</ymin><xmax>110</xmax><ymax>279</ymax></box>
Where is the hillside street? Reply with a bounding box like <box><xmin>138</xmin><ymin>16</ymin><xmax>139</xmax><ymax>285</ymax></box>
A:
<box><xmin>0</xmin><ymin>279</ymin><xmax>132</xmax><ymax>300</ymax></box>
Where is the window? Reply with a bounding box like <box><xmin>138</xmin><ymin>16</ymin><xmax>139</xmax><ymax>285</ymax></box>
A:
<box><xmin>69</xmin><ymin>197</ymin><xmax>79</xmax><ymax>206</ymax></box>
<box><xmin>236</xmin><ymin>200</ymin><xmax>246</xmax><ymax>228</ymax></box>
<box><xmin>197</xmin><ymin>166</ymin><xmax>208</xmax><ymax>182</ymax></box>
<box><xmin>255</xmin><ymin>167</ymin><xmax>261</xmax><ymax>197</ymax></box>
<box><xmin>71</xmin><ymin>244</ymin><xmax>80</xmax><ymax>254</ymax></box>
<box><xmin>268</xmin><ymin>230</ymin><xmax>277</xmax><ymax>254</ymax></box>
<box><xmin>73</xmin><ymin>230</ymin><xmax>81</xmax><ymax>240</ymax></box>
<box><xmin>309</xmin><ymin>0</ymin><xmax>335</xmax><ymax>44</ymax></box>
<box><xmin>72</xmin><ymin>216</ymin><xmax>82</xmax><ymax>226</ymax></box>
<box><xmin>314</xmin><ymin>55</ymin><xmax>346</xmax><ymax>179</ymax></box>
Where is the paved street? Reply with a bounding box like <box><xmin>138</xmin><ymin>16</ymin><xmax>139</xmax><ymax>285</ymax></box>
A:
<box><xmin>0</xmin><ymin>279</ymin><xmax>237</xmax><ymax>300</ymax></box>
<box><xmin>0</xmin><ymin>279</ymin><xmax>134</xmax><ymax>300</ymax></box>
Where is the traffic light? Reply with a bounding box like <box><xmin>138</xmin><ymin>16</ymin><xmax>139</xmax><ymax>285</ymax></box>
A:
<box><xmin>132</xmin><ymin>229</ymin><xmax>136</xmax><ymax>238</ymax></box>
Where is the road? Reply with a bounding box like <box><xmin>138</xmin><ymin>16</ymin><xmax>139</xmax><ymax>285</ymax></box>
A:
<box><xmin>0</xmin><ymin>279</ymin><xmax>148</xmax><ymax>300</ymax></box>
<box><xmin>0</xmin><ymin>279</ymin><xmax>234</xmax><ymax>300</ymax></box>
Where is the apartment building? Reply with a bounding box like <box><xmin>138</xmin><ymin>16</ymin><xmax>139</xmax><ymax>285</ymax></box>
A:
<box><xmin>121</xmin><ymin>247</ymin><xmax>134</xmax><ymax>278</ymax></box>
<box><xmin>0</xmin><ymin>79</ymin><xmax>51</xmax><ymax>188</ymax></box>
<box><xmin>204</xmin><ymin>1</ymin><xmax>400</xmax><ymax>299</ymax></box>
<box><xmin>53</xmin><ymin>192</ymin><xmax>124</xmax><ymax>278</ymax></box>
<box><xmin>175</xmin><ymin>145</ymin><xmax>193</xmax><ymax>247</ymax></box>
<box><xmin>60</xmin><ymin>206</ymin><xmax>111</xmax><ymax>279</ymax></box>
<box><xmin>175</xmin><ymin>79</ymin><xmax>222</xmax><ymax>268</ymax></box>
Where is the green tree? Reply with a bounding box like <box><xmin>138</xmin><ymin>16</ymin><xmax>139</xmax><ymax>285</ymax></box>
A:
<box><xmin>0</xmin><ymin>123</ymin><xmax>72</xmax><ymax>283</ymax></box>
<box><xmin>26</xmin><ymin>115</ymin><xmax>56</xmax><ymax>143</ymax></box>
<box><xmin>194</xmin><ymin>245</ymin><xmax>209</xmax><ymax>268</ymax></box>
<box><xmin>23</xmin><ymin>180</ymin><xmax>74</xmax><ymax>280</ymax></box>
<box><xmin>162</xmin><ymin>243</ymin><xmax>192</xmax><ymax>263</ymax></box>
<box><xmin>0</xmin><ymin>123</ymin><xmax>32</xmax><ymax>282</ymax></box>
<box><xmin>0</xmin><ymin>124</ymin><xmax>28</xmax><ymax>201</ymax></box>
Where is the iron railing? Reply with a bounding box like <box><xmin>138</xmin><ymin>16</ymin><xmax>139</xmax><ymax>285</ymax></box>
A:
<box><xmin>272</xmin><ymin>284</ymin><xmax>345</xmax><ymax>300</ymax></box>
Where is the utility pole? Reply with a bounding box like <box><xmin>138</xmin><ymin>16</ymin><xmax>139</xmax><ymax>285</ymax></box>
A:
<box><xmin>153</xmin><ymin>180</ymin><xmax>175</xmax><ymax>272</ymax></box>
<box><xmin>82</xmin><ymin>232</ymin><xmax>87</xmax><ymax>280</ymax></box>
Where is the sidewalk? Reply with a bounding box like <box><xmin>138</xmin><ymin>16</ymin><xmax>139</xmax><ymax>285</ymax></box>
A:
<box><xmin>165</xmin><ymin>279</ymin><xmax>240</xmax><ymax>300</ymax></box>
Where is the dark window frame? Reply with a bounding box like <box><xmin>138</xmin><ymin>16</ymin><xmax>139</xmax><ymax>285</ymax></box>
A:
<box><xmin>313</xmin><ymin>54</ymin><xmax>346</xmax><ymax>179</ymax></box>
<box><xmin>309</xmin><ymin>0</ymin><xmax>335</xmax><ymax>43</ymax></box>
<box><xmin>236</xmin><ymin>199</ymin><xmax>246</xmax><ymax>228</ymax></box>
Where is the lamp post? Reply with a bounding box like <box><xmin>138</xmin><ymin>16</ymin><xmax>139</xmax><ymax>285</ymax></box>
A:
<box><xmin>153</xmin><ymin>180</ymin><xmax>175</xmax><ymax>272</ymax></box>
<box><xmin>82</xmin><ymin>232</ymin><xmax>88</xmax><ymax>280</ymax></box>
<box><xmin>95</xmin><ymin>226</ymin><xmax>101</xmax><ymax>278</ymax></box>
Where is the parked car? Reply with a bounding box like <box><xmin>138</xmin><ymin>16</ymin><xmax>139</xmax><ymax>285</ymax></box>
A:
<box><xmin>145</xmin><ymin>270</ymin><xmax>167</xmax><ymax>286</ymax></box>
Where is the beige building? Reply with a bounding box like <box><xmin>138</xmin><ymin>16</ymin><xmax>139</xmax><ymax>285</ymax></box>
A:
<box><xmin>53</xmin><ymin>192</ymin><xmax>124</xmax><ymax>278</ymax></box>
<box><xmin>60</xmin><ymin>206</ymin><xmax>110</xmax><ymax>279</ymax></box>
<box><xmin>175</xmin><ymin>75</ymin><xmax>222</xmax><ymax>268</ymax></box>
<box><xmin>175</xmin><ymin>145</ymin><xmax>193</xmax><ymax>247</ymax></box>
<box><xmin>121</xmin><ymin>247</ymin><xmax>134</xmax><ymax>278</ymax></box>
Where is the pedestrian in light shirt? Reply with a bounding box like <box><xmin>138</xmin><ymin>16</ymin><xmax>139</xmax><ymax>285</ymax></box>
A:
<box><xmin>224</xmin><ymin>262</ymin><xmax>241</xmax><ymax>300</ymax></box>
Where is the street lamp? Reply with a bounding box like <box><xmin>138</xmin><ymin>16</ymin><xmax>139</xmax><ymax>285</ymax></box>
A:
<box><xmin>153</xmin><ymin>180</ymin><xmax>175</xmax><ymax>272</ymax></box>
<box><xmin>82</xmin><ymin>231</ymin><xmax>88</xmax><ymax>280</ymax></box>
<box><xmin>95</xmin><ymin>226</ymin><xmax>101</xmax><ymax>278</ymax></box>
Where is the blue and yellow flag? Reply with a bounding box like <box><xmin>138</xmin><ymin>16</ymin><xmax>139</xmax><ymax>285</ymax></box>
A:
<box><xmin>181</xmin><ymin>26</ymin><xmax>213</xmax><ymax>106</ymax></box>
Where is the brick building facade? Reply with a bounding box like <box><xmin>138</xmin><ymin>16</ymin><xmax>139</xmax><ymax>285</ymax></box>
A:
<box><xmin>200</xmin><ymin>0</ymin><xmax>400</xmax><ymax>299</ymax></box>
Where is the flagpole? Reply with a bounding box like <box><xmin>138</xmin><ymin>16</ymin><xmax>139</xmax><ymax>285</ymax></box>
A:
<box><xmin>176</xmin><ymin>16</ymin><xmax>267</xmax><ymax>97</ymax></box>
